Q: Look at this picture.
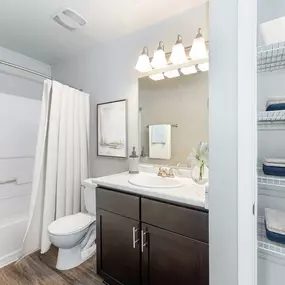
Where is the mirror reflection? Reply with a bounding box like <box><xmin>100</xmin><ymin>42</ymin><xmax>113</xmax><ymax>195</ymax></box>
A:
<box><xmin>139</xmin><ymin>73</ymin><xmax>209</xmax><ymax>166</ymax></box>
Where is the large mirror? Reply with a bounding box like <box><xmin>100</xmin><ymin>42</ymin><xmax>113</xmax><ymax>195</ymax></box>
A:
<box><xmin>139</xmin><ymin>72</ymin><xmax>209</xmax><ymax>166</ymax></box>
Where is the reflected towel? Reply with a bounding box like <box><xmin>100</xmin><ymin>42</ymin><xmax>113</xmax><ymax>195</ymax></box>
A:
<box><xmin>150</xmin><ymin>125</ymin><xmax>168</xmax><ymax>144</ymax></box>
<box><xmin>149</xmin><ymin>125</ymin><xmax>171</xmax><ymax>159</ymax></box>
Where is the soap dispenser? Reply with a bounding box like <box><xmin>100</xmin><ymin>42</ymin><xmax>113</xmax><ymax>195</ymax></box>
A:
<box><xmin>129</xmin><ymin>147</ymin><xmax>139</xmax><ymax>174</ymax></box>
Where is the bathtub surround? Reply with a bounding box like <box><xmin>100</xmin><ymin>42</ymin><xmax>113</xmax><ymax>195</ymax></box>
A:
<box><xmin>0</xmin><ymin>46</ymin><xmax>50</xmax><ymax>267</ymax></box>
<box><xmin>22</xmin><ymin>80</ymin><xmax>90</xmax><ymax>256</ymax></box>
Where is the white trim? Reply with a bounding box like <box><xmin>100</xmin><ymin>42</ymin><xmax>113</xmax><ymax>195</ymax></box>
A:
<box><xmin>209</xmin><ymin>0</ymin><xmax>257</xmax><ymax>284</ymax></box>
<box><xmin>0</xmin><ymin>247</ymin><xmax>40</xmax><ymax>269</ymax></box>
<box><xmin>0</xmin><ymin>249</ymin><xmax>21</xmax><ymax>268</ymax></box>
<box><xmin>237</xmin><ymin>1</ymin><xmax>257</xmax><ymax>285</ymax></box>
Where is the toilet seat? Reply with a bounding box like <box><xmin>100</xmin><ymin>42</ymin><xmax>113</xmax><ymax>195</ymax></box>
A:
<box><xmin>48</xmin><ymin>213</ymin><xmax>95</xmax><ymax>236</ymax></box>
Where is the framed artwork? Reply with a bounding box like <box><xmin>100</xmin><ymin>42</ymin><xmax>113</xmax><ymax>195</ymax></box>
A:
<box><xmin>97</xmin><ymin>99</ymin><xmax>127</xmax><ymax>158</ymax></box>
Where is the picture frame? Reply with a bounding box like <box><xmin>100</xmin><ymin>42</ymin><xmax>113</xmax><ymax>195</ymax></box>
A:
<box><xmin>97</xmin><ymin>99</ymin><xmax>128</xmax><ymax>158</ymax></box>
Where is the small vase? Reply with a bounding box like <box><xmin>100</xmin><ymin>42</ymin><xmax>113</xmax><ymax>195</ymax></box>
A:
<box><xmin>191</xmin><ymin>161</ymin><xmax>208</xmax><ymax>185</ymax></box>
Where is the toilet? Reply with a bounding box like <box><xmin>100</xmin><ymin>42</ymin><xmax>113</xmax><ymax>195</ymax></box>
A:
<box><xmin>48</xmin><ymin>186</ymin><xmax>96</xmax><ymax>270</ymax></box>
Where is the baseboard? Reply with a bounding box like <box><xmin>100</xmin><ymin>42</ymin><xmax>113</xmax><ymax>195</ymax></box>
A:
<box><xmin>0</xmin><ymin>247</ymin><xmax>40</xmax><ymax>269</ymax></box>
<box><xmin>0</xmin><ymin>249</ymin><xmax>21</xmax><ymax>268</ymax></box>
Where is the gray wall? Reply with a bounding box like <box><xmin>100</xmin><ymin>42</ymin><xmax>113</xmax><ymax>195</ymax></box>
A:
<box><xmin>51</xmin><ymin>3</ymin><xmax>209</xmax><ymax>177</ymax></box>
<box><xmin>0</xmin><ymin>46</ymin><xmax>51</xmax><ymax>100</ymax></box>
<box><xmin>139</xmin><ymin>73</ymin><xmax>209</xmax><ymax>165</ymax></box>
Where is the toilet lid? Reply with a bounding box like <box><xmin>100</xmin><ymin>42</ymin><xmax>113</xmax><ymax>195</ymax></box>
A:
<box><xmin>48</xmin><ymin>213</ymin><xmax>95</xmax><ymax>235</ymax></box>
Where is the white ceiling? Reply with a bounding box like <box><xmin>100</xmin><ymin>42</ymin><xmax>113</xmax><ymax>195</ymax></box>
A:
<box><xmin>0</xmin><ymin>0</ymin><xmax>207</xmax><ymax>64</ymax></box>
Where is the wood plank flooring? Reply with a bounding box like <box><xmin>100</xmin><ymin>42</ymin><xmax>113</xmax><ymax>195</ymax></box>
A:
<box><xmin>0</xmin><ymin>246</ymin><xmax>103</xmax><ymax>285</ymax></box>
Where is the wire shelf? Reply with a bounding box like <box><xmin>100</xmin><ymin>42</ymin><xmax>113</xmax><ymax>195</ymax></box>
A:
<box><xmin>258</xmin><ymin>111</ymin><xmax>285</xmax><ymax>130</ymax></box>
<box><xmin>258</xmin><ymin>172</ymin><xmax>285</xmax><ymax>188</ymax></box>
<box><xmin>257</xmin><ymin>42</ymin><xmax>285</xmax><ymax>72</ymax></box>
<box><xmin>258</xmin><ymin>217</ymin><xmax>285</xmax><ymax>257</ymax></box>
<box><xmin>258</xmin><ymin>110</ymin><xmax>285</xmax><ymax>122</ymax></box>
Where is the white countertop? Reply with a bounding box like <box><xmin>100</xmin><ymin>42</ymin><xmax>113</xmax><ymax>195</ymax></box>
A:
<box><xmin>83</xmin><ymin>171</ymin><xmax>207</xmax><ymax>209</ymax></box>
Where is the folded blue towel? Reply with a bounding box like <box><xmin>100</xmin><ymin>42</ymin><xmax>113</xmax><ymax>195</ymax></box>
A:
<box><xmin>265</xmin><ymin>221</ymin><xmax>285</xmax><ymax>244</ymax></box>
<box><xmin>263</xmin><ymin>164</ymin><xmax>285</xmax><ymax>176</ymax></box>
<box><xmin>266</xmin><ymin>103</ymin><xmax>285</xmax><ymax>111</ymax></box>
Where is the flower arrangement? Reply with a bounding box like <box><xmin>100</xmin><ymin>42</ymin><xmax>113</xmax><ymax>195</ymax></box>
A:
<box><xmin>187</xmin><ymin>142</ymin><xmax>209</xmax><ymax>184</ymax></box>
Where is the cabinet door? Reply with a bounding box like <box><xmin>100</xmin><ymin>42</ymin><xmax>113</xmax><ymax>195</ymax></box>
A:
<box><xmin>141</xmin><ymin>224</ymin><xmax>209</xmax><ymax>285</ymax></box>
<box><xmin>97</xmin><ymin>209</ymin><xmax>140</xmax><ymax>285</ymax></box>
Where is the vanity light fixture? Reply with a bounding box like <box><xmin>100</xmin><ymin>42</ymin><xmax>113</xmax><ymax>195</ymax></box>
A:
<box><xmin>151</xmin><ymin>41</ymin><xmax>168</xmax><ymax>69</ymax></box>
<box><xmin>197</xmin><ymin>62</ymin><xmax>209</xmax><ymax>72</ymax></box>
<box><xmin>164</xmin><ymin>69</ymin><xmax>180</xmax><ymax>78</ymax></box>
<box><xmin>149</xmin><ymin>73</ymin><xmax>165</xmax><ymax>81</ymax></box>
<box><xmin>189</xmin><ymin>28</ymin><xmax>208</xmax><ymax>60</ymax></box>
<box><xmin>180</xmin><ymin>65</ymin><xmax>198</xmax><ymax>75</ymax></box>
<box><xmin>135</xmin><ymin>46</ymin><xmax>152</xmax><ymax>73</ymax></box>
<box><xmin>169</xmin><ymin>35</ymin><xmax>188</xmax><ymax>65</ymax></box>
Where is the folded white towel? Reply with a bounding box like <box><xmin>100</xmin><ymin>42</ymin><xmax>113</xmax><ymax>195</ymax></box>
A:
<box><xmin>260</xmin><ymin>16</ymin><xmax>285</xmax><ymax>45</ymax></box>
<box><xmin>264</xmin><ymin>162</ymin><xmax>285</xmax><ymax>168</ymax></box>
<box><xmin>265</xmin><ymin>208</ymin><xmax>285</xmax><ymax>235</ymax></box>
<box><xmin>265</xmin><ymin>158</ymin><xmax>285</xmax><ymax>164</ymax></box>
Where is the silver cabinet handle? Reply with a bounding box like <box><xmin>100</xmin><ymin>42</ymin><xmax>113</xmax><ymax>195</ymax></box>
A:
<box><xmin>141</xmin><ymin>230</ymin><xmax>147</xmax><ymax>252</ymax></box>
<box><xmin>132</xmin><ymin>227</ymin><xmax>139</xmax><ymax>249</ymax></box>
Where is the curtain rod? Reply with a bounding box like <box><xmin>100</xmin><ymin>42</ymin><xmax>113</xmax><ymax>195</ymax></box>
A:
<box><xmin>0</xmin><ymin>60</ymin><xmax>83</xmax><ymax>91</ymax></box>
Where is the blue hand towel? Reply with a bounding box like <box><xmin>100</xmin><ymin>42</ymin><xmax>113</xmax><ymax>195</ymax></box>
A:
<box><xmin>263</xmin><ymin>164</ymin><xmax>285</xmax><ymax>176</ymax></box>
<box><xmin>266</xmin><ymin>103</ymin><xmax>285</xmax><ymax>111</ymax></box>
<box><xmin>265</xmin><ymin>221</ymin><xmax>285</xmax><ymax>244</ymax></box>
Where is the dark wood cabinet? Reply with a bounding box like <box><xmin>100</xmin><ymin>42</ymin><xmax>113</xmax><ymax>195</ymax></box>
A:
<box><xmin>141</xmin><ymin>223</ymin><xmax>209</xmax><ymax>285</ymax></box>
<box><xmin>96</xmin><ymin>209</ymin><xmax>140</xmax><ymax>285</ymax></box>
<box><xmin>96</xmin><ymin>187</ymin><xmax>209</xmax><ymax>285</ymax></box>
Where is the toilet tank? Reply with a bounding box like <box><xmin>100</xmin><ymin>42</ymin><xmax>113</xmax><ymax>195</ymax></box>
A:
<box><xmin>83</xmin><ymin>186</ymin><xmax>96</xmax><ymax>216</ymax></box>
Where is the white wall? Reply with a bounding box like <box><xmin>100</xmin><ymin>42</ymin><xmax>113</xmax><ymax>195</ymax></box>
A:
<box><xmin>0</xmin><ymin>46</ymin><xmax>50</xmax><ymax>267</ymax></box>
<box><xmin>209</xmin><ymin>0</ymin><xmax>257</xmax><ymax>285</ymax></box>
<box><xmin>52</xmin><ymin>3</ymin><xmax>209</xmax><ymax>178</ymax></box>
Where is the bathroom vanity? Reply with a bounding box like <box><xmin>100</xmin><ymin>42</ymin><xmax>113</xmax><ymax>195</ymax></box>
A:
<box><xmin>87</xmin><ymin>171</ymin><xmax>209</xmax><ymax>285</ymax></box>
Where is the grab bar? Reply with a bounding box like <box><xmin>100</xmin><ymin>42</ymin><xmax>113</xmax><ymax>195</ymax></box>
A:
<box><xmin>0</xmin><ymin>178</ymin><xmax>17</xmax><ymax>185</ymax></box>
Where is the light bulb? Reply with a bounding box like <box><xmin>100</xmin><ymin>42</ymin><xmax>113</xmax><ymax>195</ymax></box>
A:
<box><xmin>198</xmin><ymin>62</ymin><xmax>209</xmax><ymax>72</ymax></box>
<box><xmin>149</xmin><ymin>73</ymin><xmax>165</xmax><ymax>81</ymax></box>
<box><xmin>181</xmin><ymin>65</ymin><xmax>197</xmax><ymax>75</ymax></box>
<box><xmin>170</xmin><ymin>35</ymin><xmax>188</xmax><ymax>65</ymax></box>
<box><xmin>190</xmin><ymin>28</ymin><xmax>208</xmax><ymax>60</ymax></box>
<box><xmin>164</xmin><ymin>69</ymin><xmax>180</xmax><ymax>78</ymax></box>
<box><xmin>135</xmin><ymin>46</ymin><xmax>152</xmax><ymax>72</ymax></box>
<box><xmin>151</xmin><ymin>41</ymin><xmax>167</xmax><ymax>68</ymax></box>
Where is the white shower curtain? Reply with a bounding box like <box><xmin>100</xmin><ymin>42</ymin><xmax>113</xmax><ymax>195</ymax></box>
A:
<box><xmin>21</xmin><ymin>80</ymin><xmax>90</xmax><ymax>255</ymax></box>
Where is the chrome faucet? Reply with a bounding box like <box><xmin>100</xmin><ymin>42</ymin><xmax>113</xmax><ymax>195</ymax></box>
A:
<box><xmin>157</xmin><ymin>163</ymin><xmax>182</xmax><ymax>178</ymax></box>
<box><xmin>157</xmin><ymin>166</ymin><xmax>175</xmax><ymax>178</ymax></box>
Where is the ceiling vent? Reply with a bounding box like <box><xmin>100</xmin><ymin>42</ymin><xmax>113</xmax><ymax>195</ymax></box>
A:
<box><xmin>53</xmin><ymin>8</ymin><xmax>87</xmax><ymax>31</ymax></box>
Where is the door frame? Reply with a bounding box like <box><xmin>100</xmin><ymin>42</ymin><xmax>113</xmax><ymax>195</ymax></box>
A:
<box><xmin>209</xmin><ymin>0</ymin><xmax>257</xmax><ymax>285</ymax></box>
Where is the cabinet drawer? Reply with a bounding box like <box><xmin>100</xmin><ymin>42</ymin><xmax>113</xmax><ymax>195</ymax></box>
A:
<box><xmin>141</xmin><ymin>198</ymin><xmax>208</xmax><ymax>243</ymax></box>
<box><xmin>97</xmin><ymin>187</ymin><xmax>140</xmax><ymax>220</ymax></box>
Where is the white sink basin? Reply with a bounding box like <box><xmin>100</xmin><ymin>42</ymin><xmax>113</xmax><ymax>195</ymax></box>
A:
<box><xmin>128</xmin><ymin>173</ymin><xmax>184</xmax><ymax>188</ymax></box>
